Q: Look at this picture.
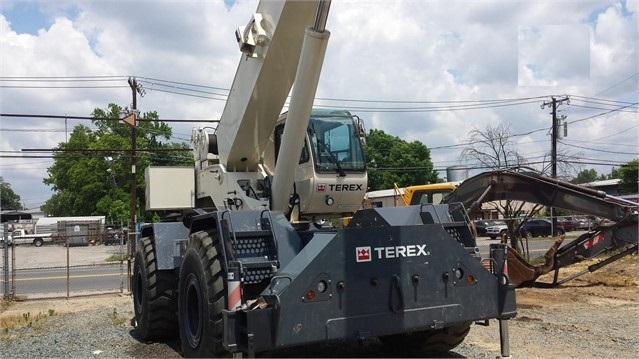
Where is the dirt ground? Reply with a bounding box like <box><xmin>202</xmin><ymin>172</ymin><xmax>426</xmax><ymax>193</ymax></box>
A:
<box><xmin>1</xmin><ymin>252</ymin><xmax>637</xmax><ymax>358</ymax></box>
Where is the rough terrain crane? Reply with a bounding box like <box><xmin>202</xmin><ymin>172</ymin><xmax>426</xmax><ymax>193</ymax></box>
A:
<box><xmin>443</xmin><ymin>170</ymin><xmax>638</xmax><ymax>287</ymax></box>
<box><xmin>132</xmin><ymin>1</ymin><xmax>516</xmax><ymax>357</ymax></box>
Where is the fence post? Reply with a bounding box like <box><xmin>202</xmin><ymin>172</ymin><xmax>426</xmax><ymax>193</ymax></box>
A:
<box><xmin>67</xmin><ymin>233</ymin><xmax>70</xmax><ymax>298</ymax></box>
<box><xmin>3</xmin><ymin>224</ymin><xmax>9</xmax><ymax>300</ymax></box>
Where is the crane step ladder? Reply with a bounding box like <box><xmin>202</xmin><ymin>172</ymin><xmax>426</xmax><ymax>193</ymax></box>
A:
<box><xmin>219</xmin><ymin>211</ymin><xmax>280</xmax><ymax>288</ymax></box>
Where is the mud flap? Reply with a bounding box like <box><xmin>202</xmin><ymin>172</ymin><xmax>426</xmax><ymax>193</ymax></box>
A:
<box><xmin>223</xmin><ymin>307</ymin><xmax>276</xmax><ymax>357</ymax></box>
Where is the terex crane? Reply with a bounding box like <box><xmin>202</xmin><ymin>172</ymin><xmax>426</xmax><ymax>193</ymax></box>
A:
<box><xmin>133</xmin><ymin>1</ymin><xmax>516</xmax><ymax>357</ymax></box>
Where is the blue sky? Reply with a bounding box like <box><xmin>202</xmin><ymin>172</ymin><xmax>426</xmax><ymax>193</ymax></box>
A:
<box><xmin>2</xmin><ymin>1</ymin><xmax>82</xmax><ymax>35</ymax></box>
<box><xmin>2</xmin><ymin>1</ymin><xmax>49</xmax><ymax>35</ymax></box>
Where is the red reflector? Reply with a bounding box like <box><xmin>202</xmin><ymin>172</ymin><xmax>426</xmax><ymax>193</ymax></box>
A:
<box><xmin>305</xmin><ymin>290</ymin><xmax>316</xmax><ymax>301</ymax></box>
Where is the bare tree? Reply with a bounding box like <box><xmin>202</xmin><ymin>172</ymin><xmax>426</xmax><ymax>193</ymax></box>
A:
<box><xmin>459</xmin><ymin>124</ymin><xmax>539</xmax><ymax>254</ymax></box>
<box><xmin>460</xmin><ymin>124</ymin><xmax>534</xmax><ymax>216</ymax></box>
<box><xmin>460</xmin><ymin>123</ymin><xmax>526</xmax><ymax>170</ymax></box>
<box><xmin>540</xmin><ymin>147</ymin><xmax>584</xmax><ymax>181</ymax></box>
<box><xmin>460</xmin><ymin>124</ymin><xmax>584</xmax><ymax>257</ymax></box>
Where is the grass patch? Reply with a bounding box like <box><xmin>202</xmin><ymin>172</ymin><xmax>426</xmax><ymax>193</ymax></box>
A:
<box><xmin>0</xmin><ymin>309</ymin><xmax>57</xmax><ymax>337</ymax></box>
<box><xmin>107</xmin><ymin>308</ymin><xmax>129</xmax><ymax>327</ymax></box>
<box><xmin>586</xmin><ymin>253</ymin><xmax>638</xmax><ymax>287</ymax></box>
<box><xmin>0</xmin><ymin>299</ymin><xmax>14</xmax><ymax>314</ymax></box>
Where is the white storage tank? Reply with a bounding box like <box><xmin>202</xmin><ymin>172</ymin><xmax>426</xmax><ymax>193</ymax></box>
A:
<box><xmin>446</xmin><ymin>166</ymin><xmax>469</xmax><ymax>182</ymax></box>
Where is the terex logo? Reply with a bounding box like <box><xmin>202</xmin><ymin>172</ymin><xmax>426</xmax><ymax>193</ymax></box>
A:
<box><xmin>355</xmin><ymin>244</ymin><xmax>430</xmax><ymax>262</ymax></box>
<box><xmin>317</xmin><ymin>184</ymin><xmax>364</xmax><ymax>192</ymax></box>
<box><xmin>356</xmin><ymin>246</ymin><xmax>371</xmax><ymax>262</ymax></box>
<box><xmin>329</xmin><ymin>184</ymin><xmax>363</xmax><ymax>191</ymax></box>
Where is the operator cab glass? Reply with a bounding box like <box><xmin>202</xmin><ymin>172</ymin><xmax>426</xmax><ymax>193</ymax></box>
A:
<box><xmin>273</xmin><ymin>110</ymin><xmax>366</xmax><ymax>174</ymax></box>
<box><xmin>307</xmin><ymin>111</ymin><xmax>366</xmax><ymax>174</ymax></box>
<box><xmin>410</xmin><ymin>189</ymin><xmax>454</xmax><ymax>205</ymax></box>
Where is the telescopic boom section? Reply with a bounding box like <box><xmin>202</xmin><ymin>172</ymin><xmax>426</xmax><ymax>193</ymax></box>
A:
<box><xmin>215</xmin><ymin>0</ymin><xmax>319</xmax><ymax>172</ymax></box>
<box><xmin>271</xmin><ymin>1</ymin><xmax>332</xmax><ymax>213</ymax></box>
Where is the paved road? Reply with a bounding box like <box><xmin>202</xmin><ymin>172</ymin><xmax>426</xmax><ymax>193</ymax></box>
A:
<box><xmin>1</xmin><ymin>244</ymin><xmax>129</xmax><ymax>298</ymax></box>
<box><xmin>1</xmin><ymin>243</ymin><xmax>127</xmax><ymax>269</ymax></box>
<box><xmin>476</xmin><ymin>230</ymin><xmax>589</xmax><ymax>259</ymax></box>
<box><xmin>11</xmin><ymin>263</ymin><xmax>128</xmax><ymax>297</ymax></box>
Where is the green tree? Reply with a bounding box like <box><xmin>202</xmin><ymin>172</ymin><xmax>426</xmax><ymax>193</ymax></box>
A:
<box><xmin>42</xmin><ymin>104</ymin><xmax>192</xmax><ymax>223</ymax></box>
<box><xmin>364</xmin><ymin>129</ymin><xmax>438</xmax><ymax>191</ymax></box>
<box><xmin>572</xmin><ymin>169</ymin><xmax>599</xmax><ymax>184</ymax></box>
<box><xmin>608</xmin><ymin>167</ymin><xmax>620</xmax><ymax>179</ymax></box>
<box><xmin>618</xmin><ymin>159</ymin><xmax>638</xmax><ymax>194</ymax></box>
<box><xmin>0</xmin><ymin>177</ymin><xmax>23</xmax><ymax>210</ymax></box>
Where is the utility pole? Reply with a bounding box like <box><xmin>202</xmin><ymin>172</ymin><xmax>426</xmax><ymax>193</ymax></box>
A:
<box><xmin>124</xmin><ymin>77</ymin><xmax>144</xmax><ymax>290</ymax></box>
<box><xmin>541</xmin><ymin>96</ymin><xmax>569</xmax><ymax>232</ymax></box>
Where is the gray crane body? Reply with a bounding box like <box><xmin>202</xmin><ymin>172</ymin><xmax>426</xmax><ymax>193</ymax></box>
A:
<box><xmin>140</xmin><ymin>204</ymin><xmax>515</xmax><ymax>356</ymax></box>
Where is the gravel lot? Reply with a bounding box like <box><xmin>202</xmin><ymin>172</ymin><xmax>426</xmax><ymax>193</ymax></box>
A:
<box><xmin>1</xmin><ymin>254</ymin><xmax>637</xmax><ymax>358</ymax></box>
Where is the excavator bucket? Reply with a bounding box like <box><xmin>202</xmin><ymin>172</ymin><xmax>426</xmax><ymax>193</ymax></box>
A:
<box><xmin>506</xmin><ymin>236</ymin><xmax>564</xmax><ymax>287</ymax></box>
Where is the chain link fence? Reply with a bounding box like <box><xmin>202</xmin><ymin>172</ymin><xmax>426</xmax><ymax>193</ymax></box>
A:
<box><xmin>2</xmin><ymin>228</ymin><xmax>132</xmax><ymax>300</ymax></box>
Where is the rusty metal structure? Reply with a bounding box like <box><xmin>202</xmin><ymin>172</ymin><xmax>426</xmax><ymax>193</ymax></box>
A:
<box><xmin>444</xmin><ymin>170</ymin><xmax>638</xmax><ymax>287</ymax></box>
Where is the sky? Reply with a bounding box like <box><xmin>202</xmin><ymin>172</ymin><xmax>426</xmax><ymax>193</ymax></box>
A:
<box><xmin>0</xmin><ymin>0</ymin><xmax>637</xmax><ymax>210</ymax></box>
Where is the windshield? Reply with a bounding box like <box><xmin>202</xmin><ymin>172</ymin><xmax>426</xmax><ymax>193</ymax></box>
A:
<box><xmin>308</xmin><ymin>113</ymin><xmax>366</xmax><ymax>174</ymax></box>
<box><xmin>409</xmin><ymin>189</ymin><xmax>454</xmax><ymax>205</ymax></box>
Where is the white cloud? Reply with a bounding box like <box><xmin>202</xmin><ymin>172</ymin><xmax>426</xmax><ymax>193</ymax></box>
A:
<box><xmin>0</xmin><ymin>0</ymin><xmax>636</xmax><ymax>209</ymax></box>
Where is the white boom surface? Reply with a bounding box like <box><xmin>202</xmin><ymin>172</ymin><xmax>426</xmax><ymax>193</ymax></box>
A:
<box><xmin>215</xmin><ymin>0</ymin><xmax>317</xmax><ymax>172</ymax></box>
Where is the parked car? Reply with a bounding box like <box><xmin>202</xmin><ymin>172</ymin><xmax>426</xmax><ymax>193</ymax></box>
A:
<box><xmin>556</xmin><ymin>217</ymin><xmax>578</xmax><ymax>232</ymax></box>
<box><xmin>103</xmin><ymin>228</ymin><xmax>126</xmax><ymax>246</ymax></box>
<box><xmin>485</xmin><ymin>222</ymin><xmax>509</xmax><ymax>240</ymax></box>
<box><xmin>520</xmin><ymin>219</ymin><xmax>565</xmax><ymax>238</ymax></box>
<box><xmin>475</xmin><ymin>220</ymin><xmax>506</xmax><ymax>237</ymax></box>
<box><xmin>576</xmin><ymin>215</ymin><xmax>603</xmax><ymax>230</ymax></box>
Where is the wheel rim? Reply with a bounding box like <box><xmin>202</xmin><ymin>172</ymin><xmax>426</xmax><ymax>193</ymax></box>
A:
<box><xmin>134</xmin><ymin>265</ymin><xmax>144</xmax><ymax>314</ymax></box>
<box><xmin>185</xmin><ymin>272</ymin><xmax>203</xmax><ymax>349</ymax></box>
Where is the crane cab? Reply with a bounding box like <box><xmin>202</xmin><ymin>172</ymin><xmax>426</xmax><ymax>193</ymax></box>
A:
<box><xmin>263</xmin><ymin>109</ymin><xmax>368</xmax><ymax>220</ymax></box>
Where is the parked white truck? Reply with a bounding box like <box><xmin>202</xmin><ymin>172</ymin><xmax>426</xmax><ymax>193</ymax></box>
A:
<box><xmin>4</xmin><ymin>228</ymin><xmax>52</xmax><ymax>247</ymax></box>
<box><xmin>1</xmin><ymin>216</ymin><xmax>106</xmax><ymax>247</ymax></box>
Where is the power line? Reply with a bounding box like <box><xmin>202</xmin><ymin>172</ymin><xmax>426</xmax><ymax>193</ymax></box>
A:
<box><xmin>0</xmin><ymin>113</ymin><xmax>219</xmax><ymax>123</ymax></box>
<box><xmin>558</xmin><ymin>140</ymin><xmax>639</xmax><ymax>156</ymax></box>
<box><xmin>592</xmin><ymin>72</ymin><xmax>639</xmax><ymax>96</ymax></box>
<box><xmin>4</xmin><ymin>75</ymin><xmax>635</xmax><ymax>118</ymax></box>
<box><xmin>567</xmin><ymin>101</ymin><xmax>639</xmax><ymax>125</ymax></box>
<box><xmin>22</xmin><ymin>148</ymin><xmax>191</xmax><ymax>152</ymax></box>
<box><xmin>0</xmin><ymin>75</ymin><xmax>128</xmax><ymax>81</ymax></box>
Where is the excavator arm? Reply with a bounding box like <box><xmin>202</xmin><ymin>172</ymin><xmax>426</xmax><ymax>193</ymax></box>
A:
<box><xmin>444</xmin><ymin>170</ymin><xmax>638</xmax><ymax>287</ymax></box>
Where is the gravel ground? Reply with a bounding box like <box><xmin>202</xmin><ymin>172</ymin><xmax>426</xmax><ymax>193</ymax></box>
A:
<box><xmin>1</xmin><ymin>256</ymin><xmax>637</xmax><ymax>358</ymax></box>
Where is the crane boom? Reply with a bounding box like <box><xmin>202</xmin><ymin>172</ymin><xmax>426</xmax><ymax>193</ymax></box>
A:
<box><xmin>215</xmin><ymin>0</ymin><xmax>317</xmax><ymax>172</ymax></box>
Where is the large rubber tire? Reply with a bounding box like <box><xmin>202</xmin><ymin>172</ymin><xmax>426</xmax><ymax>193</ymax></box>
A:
<box><xmin>132</xmin><ymin>236</ymin><xmax>179</xmax><ymax>340</ymax></box>
<box><xmin>33</xmin><ymin>238</ymin><xmax>44</xmax><ymax>247</ymax></box>
<box><xmin>178</xmin><ymin>230</ymin><xmax>227</xmax><ymax>358</ymax></box>
<box><xmin>379</xmin><ymin>322</ymin><xmax>472</xmax><ymax>354</ymax></box>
